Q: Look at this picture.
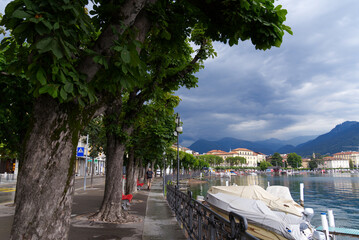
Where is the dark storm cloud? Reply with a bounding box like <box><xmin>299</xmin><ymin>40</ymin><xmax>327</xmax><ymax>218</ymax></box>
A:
<box><xmin>176</xmin><ymin>0</ymin><xmax>359</xmax><ymax>146</ymax></box>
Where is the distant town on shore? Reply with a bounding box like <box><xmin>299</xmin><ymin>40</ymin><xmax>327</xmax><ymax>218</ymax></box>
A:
<box><xmin>177</xmin><ymin>144</ymin><xmax>358</xmax><ymax>169</ymax></box>
<box><xmin>187</xmin><ymin>121</ymin><xmax>359</xmax><ymax>155</ymax></box>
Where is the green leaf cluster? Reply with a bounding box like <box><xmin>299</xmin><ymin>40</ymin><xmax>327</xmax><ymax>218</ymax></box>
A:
<box><xmin>0</xmin><ymin>0</ymin><xmax>97</xmax><ymax>105</ymax></box>
<box><xmin>259</xmin><ymin>160</ymin><xmax>272</xmax><ymax>171</ymax></box>
<box><xmin>197</xmin><ymin>154</ymin><xmax>224</xmax><ymax>166</ymax></box>
<box><xmin>187</xmin><ymin>0</ymin><xmax>292</xmax><ymax>49</ymax></box>
<box><xmin>226</xmin><ymin>156</ymin><xmax>247</xmax><ymax>166</ymax></box>
<box><xmin>0</xmin><ymin>49</ymin><xmax>32</xmax><ymax>159</ymax></box>
<box><xmin>270</xmin><ymin>152</ymin><xmax>283</xmax><ymax>166</ymax></box>
<box><xmin>287</xmin><ymin>152</ymin><xmax>302</xmax><ymax>168</ymax></box>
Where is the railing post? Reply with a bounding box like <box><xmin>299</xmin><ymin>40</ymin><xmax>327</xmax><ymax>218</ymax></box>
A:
<box><xmin>174</xmin><ymin>185</ymin><xmax>178</xmax><ymax>216</ymax></box>
<box><xmin>188</xmin><ymin>191</ymin><xmax>193</xmax><ymax>236</ymax></box>
<box><xmin>198</xmin><ymin>207</ymin><xmax>203</xmax><ymax>239</ymax></box>
<box><xmin>229</xmin><ymin>212</ymin><xmax>249</xmax><ymax>239</ymax></box>
<box><xmin>209</xmin><ymin>213</ymin><xmax>215</xmax><ymax>240</ymax></box>
<box><xmin>229</xmin><ymin>212</ymin><xmax>237</xmax><ymax>239</ymax></box>
<box><xmin>166</xmin><ymin>185</ymin><xmax>257</xmax><ymax>240</ymax></box>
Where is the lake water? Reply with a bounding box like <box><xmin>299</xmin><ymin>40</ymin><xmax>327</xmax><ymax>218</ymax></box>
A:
<box><xmin>188</xmin><ymin>172</ymin><xmax>359</xmax><ymax>239</ymax></box>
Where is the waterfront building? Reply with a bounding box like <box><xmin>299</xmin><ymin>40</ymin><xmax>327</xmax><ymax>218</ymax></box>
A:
<box><xmin>321</xmin><ymin>156</ymin><xmax>349</xmax><ymax>169</ymax></box>
<box><xmin>181</xmin><ymin>146</ymin><xmax>199</xmax><ymax>155</ymax></box>
<box><xmin>333</xmin><ymin>151</ymin><xmax>359</xmax><ymax>168</ymax></box>
<box><xmin>302</xmin><ymin>158</ymin><xmax>310</xmax><ymax>168</ymax></box>
<box><xmin>256</xmin><ymin>152</ymin><xmax>266</xmax><ymax>162</ymax></box>
<box><xmin>231</xmin><ymin>148</ymin><xmax>258</xmax><ymax>167</ymax></box>
<box><xmin>171</xmin><ymin>144</ymin><xmax>199</xmax><ymax>156</ymax></box>
<box><xmin>205</xmin><ymin>148</ymin><xmax>267</xmax><ymax>167</ymax></box>
<box><xmin>206</xmin><ymin>150</ymin><xmax>233</xmax><ymax>159</ymax></box>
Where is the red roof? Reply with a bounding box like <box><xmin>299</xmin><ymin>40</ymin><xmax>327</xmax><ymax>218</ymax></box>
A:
<box><xmin>333</xmin><ymin>151</ymin><xmax>359</xmax><ymax>155</ymax></box>
<box><xmin>233</xmin><ymin>148</ymin><xmax>252</xmax><ymax>152</ymax></box>
<box><xmin>206</xmin><ymin>150</ymin><xmax>229</xmax><ymax>155</ymax></box>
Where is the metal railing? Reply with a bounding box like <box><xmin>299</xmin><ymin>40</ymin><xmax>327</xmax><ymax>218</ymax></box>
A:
<box><xmin>164</xmin><ymin>171</ymin><xmax>202</xmax><ymax>184</ymax></box>
<box><xmin>166</xmin><ymin>185</ymin><xmax>259</xmax><ymax>240</ymax></box>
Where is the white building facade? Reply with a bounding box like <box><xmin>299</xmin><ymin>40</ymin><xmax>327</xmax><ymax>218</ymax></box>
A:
<box><xmin>205</xmin><ymin>148</ymin><xmax>267</xmax><ymax>167</ymax></box>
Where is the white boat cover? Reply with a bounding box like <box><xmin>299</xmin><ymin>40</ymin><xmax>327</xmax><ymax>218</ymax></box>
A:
<box><xmin>266</xmin><ymin>186</ymin><xmax>294</xmax><ymax>201</ymax></box>
<box><xmin>208</xmin><ymin>185</ymin><xmax>303</xmax><ymax>217</ymax></box>
<box><xmin>206</xmin><ymin>192</ymin><xmax>308</xmax><ymax>240</ymax></box>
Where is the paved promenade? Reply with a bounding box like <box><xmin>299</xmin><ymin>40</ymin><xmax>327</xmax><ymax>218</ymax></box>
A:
<box><xmin>0</xmin><ymin>177</ymin><xmax>186</xmax><ymax>239</ymax></box>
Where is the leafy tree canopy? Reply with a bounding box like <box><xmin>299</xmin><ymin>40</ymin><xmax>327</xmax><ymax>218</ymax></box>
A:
<box><xmin>0</xmin><ymin>0</ymin><xmax>291</xmax><ymax>107</ymax></box>
<box><xmin>226</xmin><ymin>156</ymin><xmax>246</xmax><ymax>166</ymax></box>
<box><xmin>286</xmin><ymin>152</ymin><xmax>302</xmax><ymax>168</ymax></box>
<box><xmin>270</xmin><ymin>152</ymin><xmax>283</xmax><ymax>166</ymax></box>
<box><xmin>259</xmin><ymin>161</ymin><xmax>272</xmax><ymax>171</ymax></box>
<box><xmin>0</xmin><ymin>39</ymin><xmax>32</xmax><ymax>159</ymax></box>
<box><xmin>197</xmin><ymin>154</ymin><xmax>223</xmax><ymax>166</ymax></box>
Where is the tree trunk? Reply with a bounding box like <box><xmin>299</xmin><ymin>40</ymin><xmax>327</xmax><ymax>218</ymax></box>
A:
<box><xmin>134</xmin><ymin>157</ymin><xmax>140</xmax><ymax>184</ymax></box>
<box><xmin>143</xmin><ymin>167</ymin><xmax>146</xmax><ymax>182</ymax></box>
<box><xmin>93</xmin><ymin>133</ymin><xmax>126</xmax><ymax>222</ymax></box>
<box><xmin>138</xmin><ymin>158</ymin><xmax>143</xmax><ymax>180</ymax></box>
<box><xmin>10</xmin><ymin>96</ymin><xmax>82</xmax><ymax>240</ymax></box>
<box><xmin>125</xmin><ymin>147</ymin><xmax>138</xmax><ymax>195</ymax></box>
<box><xmin>92</xmin><ymin>96</ymin><xmax>134</xmax><ymax>222</ymax></box>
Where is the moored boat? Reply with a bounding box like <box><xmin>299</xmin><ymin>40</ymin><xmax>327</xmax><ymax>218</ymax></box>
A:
<box><xmin>205</xmin><ymin>185</ymin><xmax>326</xmax><ymax>240</ymax></box>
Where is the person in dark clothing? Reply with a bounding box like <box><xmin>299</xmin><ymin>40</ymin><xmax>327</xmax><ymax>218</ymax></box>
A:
<box><xmin>146</xmin><ymin>168</ymin><xmax>153</xmax><ymax>190</ymax></box>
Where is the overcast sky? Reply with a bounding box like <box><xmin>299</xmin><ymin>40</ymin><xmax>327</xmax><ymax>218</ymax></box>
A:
<box><xmin>1</xmin><ymin>1</ymin><xmax>359</xmax><ymax>147</ymax></box>
<box><xmin>176</xmin><ymin>0</ymin><xmax>359</xmax><ymax>146</ymax></box>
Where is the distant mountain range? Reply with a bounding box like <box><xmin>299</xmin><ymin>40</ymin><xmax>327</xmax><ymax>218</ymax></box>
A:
<box><xmin>189</xmin><ymin>121</ymin><xmax>359</xmax><ymax>157</ymax></box>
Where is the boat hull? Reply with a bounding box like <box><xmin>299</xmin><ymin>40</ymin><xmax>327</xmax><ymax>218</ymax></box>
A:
<box><xmin>205</xmin><ymin>191</ymin><xmax>315</xmax><ymax>240</ymax></box>
<box><xmin>209</xmin><ymin>203</ymin><xmax>287</xmax><ymax>240</ymax></box>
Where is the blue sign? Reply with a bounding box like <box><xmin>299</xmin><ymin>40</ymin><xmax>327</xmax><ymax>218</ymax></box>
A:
<box><xmin>77</xmin><ymin>147</ymin><xmax>85</xmax><ymax>157</ymax></box>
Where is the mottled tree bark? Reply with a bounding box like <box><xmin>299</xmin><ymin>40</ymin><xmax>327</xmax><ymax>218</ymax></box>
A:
<box><xmin>125</xmin><ymin>147</ymin><xmax>139</xmax><ymax>195</ymax></box>
<box><xmin>142</xmin><ymin>167</ymin><xmax>146</xmax><ymax>182</ymax></box>
<box><xmin>10</xmin><ymin>96</ymin><xmax>82</xmax><ymax>240</ymax></box>
<box><xmin>92</xmin><ymin>0</ymin><xmax>155</xmax><ymax>222</ymax></box>
<box><xmin>134</xmin><ymin>157</ymin><xmax>140</xmax><ymax>186</ymax></box>
<box><xmin>93</xmin><ymin>135</ymin><xmax>126</xmax><ymax>221</ymax></box>
<box><xmin>91</xmin><ymin>98</ymin><xmax>125</xmax><ymax>221</ymax></box>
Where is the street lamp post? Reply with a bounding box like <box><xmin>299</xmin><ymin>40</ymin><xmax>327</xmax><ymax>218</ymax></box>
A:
<box><xmin>163</xmin><ymin>151</ymin><xmax>166</xmax><ymax>197</ymax></box>
<box><xmin>175</xmin><ymin>113</ymin><xmax>182</xmax><ymax>187</ymax></box>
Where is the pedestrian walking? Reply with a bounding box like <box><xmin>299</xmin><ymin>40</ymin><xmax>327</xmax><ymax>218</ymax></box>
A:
<box><xmin>146</xmin><ymin>168</ymin><xmax>153</xmax><ymax>190</ymax></box>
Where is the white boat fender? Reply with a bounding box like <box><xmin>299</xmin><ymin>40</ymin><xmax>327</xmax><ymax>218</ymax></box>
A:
<box><xmin>313</xmin><ymin>230</ymin><xmax>326</xmax><ymax>240</ymax></box>
<box><xmin>303</xmin><ymin>208</ymin><xmax>314</xmax><ymax>222</ymax></box>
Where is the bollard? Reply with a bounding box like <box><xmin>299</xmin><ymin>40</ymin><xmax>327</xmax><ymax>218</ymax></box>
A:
<box><xmin>300</xmin><ymin>183</ymin><xmax>304</xmax><ymax>206</ymax></box>
<box><xmin>226</xmin><ymin>181</ymin><xmax>229</xmax><ymax>186</ymax></box>
<box><xmin>328</xmin><ymin>209</ymin><xmax>335</xmax><ymax>228</ymax></box>
<box><xmin>321</xmin><ymin>213</ymin><xmax>330</xmax><ymax>240</ymax></box>
<box><xmin>268</xmin><ymin>181</ymin><xmax>270</xmax><ymax>187</ymax></box>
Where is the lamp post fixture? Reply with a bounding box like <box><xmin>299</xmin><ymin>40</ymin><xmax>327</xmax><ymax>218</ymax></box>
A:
<box><xmin>163</xmin><ymin>151</ymin><xmax>166</xmax><ymax>197</ymax></box>
<box><xmin>175</xmin><ymin>113</ymin><xmax>182</xmax><ymax>187</ymax></box>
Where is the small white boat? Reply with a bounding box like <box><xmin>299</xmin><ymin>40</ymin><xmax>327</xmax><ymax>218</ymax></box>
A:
<box><xmin>206</xmin><ymin>185</ymin><xmax>326</xmax><ymax>240</ymax></box>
